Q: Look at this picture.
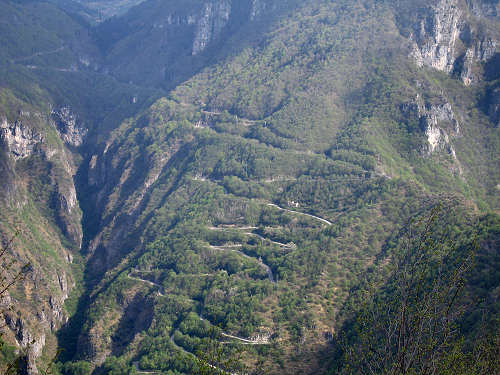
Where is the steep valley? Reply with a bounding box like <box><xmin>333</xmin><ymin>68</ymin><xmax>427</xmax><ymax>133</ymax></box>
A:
<box><xmin>0</xmin><ymin>0</ymin><xmax>498</xmax><ymax>374</ymax></box>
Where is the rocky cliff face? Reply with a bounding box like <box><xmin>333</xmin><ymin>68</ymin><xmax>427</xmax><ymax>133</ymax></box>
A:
<box><xmin>409</xmin><ymin>0</ymin><xmax>463</xmax><ymax>73</ymax></box>
<box><xmin>467</xmin><ymin>0</ymin><xmax>500</xmax><ymax>17</ymax></box>
<box><xmin>251</xmin><ymin>0</ymin><xmax>266</xmax><ymax>20</ymax></box>
<box><xmin>0</xmin><ymin>104</ymin><xmax>82</xmax><ymax>374</ymax></box>
<box><xmin>402</xmin><ymin>94</ymin><xmax>462</xmax><ymax>168</ymax></box>
<box><xmin>458</xmin><ymin>33</ymin><xmax>497</xmax><ymax>84</ymax></box>
<box><xmin>0</xmin><ymin>0</ymin><xmax>498</xmax><ymax>374</ymax></box>
<box><xmin>1</xmin><ymin>266</ymin><xmax>74</xmax><ymax>374</ymax></box>
<box><xmin>74</xmin><ymin>0</ymin><xmax>147</xmax><ymax>20</ymax></box>
<box><xmin>51</xmin><ymin>106</ymin><xmax>88</xmax><ymax>147</ymax></box>
<box><xmin>1</xmin><ymin>108</ymin><xmax>84</xmax><ymax>247</ymax></box>
<box><xmin>419</xmin><ymin>100</ymin><xmax>460</xmax><ymax>157</ymax></box>
<box><xmin>96</xmin><ymin>0</ymin><xmax>286</xmax><ymax>85</ymax></box>
<box><xmin>0</xmin><ymin>116</ymin><xmax>43</xmax><ymax>159</ymax></box>
<box><xmin>404</xmin><ymin>0</ymin><xmax>498</xmax><ymax>84</ymax></box>
<box><xmin>192</xmin><ymin>0</ymin><xmax>232</xmax><ymax>55</ymax></box>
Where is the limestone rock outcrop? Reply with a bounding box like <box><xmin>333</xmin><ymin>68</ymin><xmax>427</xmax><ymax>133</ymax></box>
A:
<box><xmin>0</xmin><ymin>116</ymin><xmax>43</xmax><ymax>159</ymax></box>
<box><xmin>404</xmin><ymin>0</ymin><xmax>498</xmax><ymax>84</ymax></box>
<box><xmin>192</xmin><ymin>0</ymin><xmax>232</xmax><ymax>55</ymax></box>
<box><xmin>51</xmin><ymin>106</ymin><xmax>87</xmax><ymax>147</ymax></box>
<box><xmin>402</xmin><ymin>94</ymin><xmax>460</xmax><ymax>158</ymax></box>
<box><xmin>409</xmin><ymin>0</ymin><xmax>463</xmax><ymax>73</ymax></box>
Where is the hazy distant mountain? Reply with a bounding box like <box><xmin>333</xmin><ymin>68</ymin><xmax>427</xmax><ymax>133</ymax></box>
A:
<box><xmin>62</xmin><ymin>0</ymin><xmax>147</xmax><ymax>21</ymax></box>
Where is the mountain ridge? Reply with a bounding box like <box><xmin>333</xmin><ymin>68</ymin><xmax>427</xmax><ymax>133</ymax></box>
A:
<box><xmin>0</xmin><ymin>0</ymin><xmax>498</xmax><ymax>374</ymax></box>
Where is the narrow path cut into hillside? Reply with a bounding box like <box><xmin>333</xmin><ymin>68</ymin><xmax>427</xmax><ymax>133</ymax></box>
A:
<box><xmin>221</xmin><ymin>332</ymin><xmax>270</xmax><ymax>345</ymax></box>
<box><xmin>244</xmin><ymin>231</ymin><xmax>295</xmax><ymax>249</ymax></box>
<box><xmin>11</xmin><ymin>46</ymin><xmax>65</xmax><ymax>63</ymax></box>
<box><xmin>209</xmin><ymin>245</ymin><xmax>275</xmax><ymax>282</ymax></box>
<box><xmin>267</xmin><ymin>203</ymin><xmax>333</xmax><ymax>225</ymax></box>
<box><xmin>132</xmin><ymin>361</ymin><xmax>160</xmax><ymax>374</ymax></box>
<box><xmin>169</xmin><ymin>333</ymin><xmax>240</xmax><ymax>375</ymax></box>
<box><xmin>207</xmin><ymin>226</ymin><xmax>293</xmax><ymax>249</ymax></box>
<box><xmin>127</xmin><ymin>270</ymin><xmax>165</xmax><ymax>296</ymax></box>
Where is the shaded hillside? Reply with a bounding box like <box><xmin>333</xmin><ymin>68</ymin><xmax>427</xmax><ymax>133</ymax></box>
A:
<box><xmin>0</xmin><ymin>0</ymin><xmax>497</xmax><ymax>374</ymax></box>
<box><xmin>63</xmin><ymin>1</ymin><xmax>498</xmax><ymax>374</ymax></box>
<box><xmin>93</xmin><ymin>0</ymin><xmax>304</xmax><ymax>87</ymax></box>
<box><xmin>330</xmin><ymin>204</ymin><xmax>500</xmax><ymax>374</ymax></box>
<box><xmin>0</xmin><ymin>2</ymin><xmax>161</xmax><ymax>371</ymax></box>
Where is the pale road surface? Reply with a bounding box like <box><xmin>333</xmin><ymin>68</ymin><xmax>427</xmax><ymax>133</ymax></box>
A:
<box><xmin>170</xmin><ymin>333</ymin><xmax>240</xmax><ymax>375</ymax></box>
<box><xmin>11</xmin><ymin>46</ymin><xmax>65</xmax><ymax>62</ymax></box>
<box><xmin>128</xmin><ymin>272</ymin><xmax>260</xmax><ymax>374</ymax></box>
<box><xmin>207</xmin><ymin>225</ymin><xmax>292</xmax><ymax>248</ymax></box>
<box><xmin>128</xmin><ymin>271</ymin><xmax>271</xmax><ymax>342</ymax></box>
<box><xmin>208</xmin><ymin>226</ymin><xmax>258</xmax><ymax>230</ymax></box>
<box><xmin>221</xmin><ymin>332</ymin><xmax>269</xmax><ymax>345</ymax></box>
<box><xmin>209</xmin><ymin>245</ymin><xmax>275</xmax><ymax>282</ymax></box>
<box><xmin>127</xmin><ymin>271</ymin><xmax>164</xmax><ymax>296</ymax></box>
<box><xmin>132</xmin><ymin>361</ymin><xmax>159</xmax><ymax>374</ymax></box>
<box><xmin>267</xmin><ymin>203</ymin><xmax>333</xmax><ymax>225</ymax></box>
<box><xmin>244</xmin><ymin>231</ymin><xmax>294</xmax><ymax>249</ymax></box>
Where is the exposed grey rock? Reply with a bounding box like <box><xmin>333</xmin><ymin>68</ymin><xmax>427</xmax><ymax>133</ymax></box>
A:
<box><xmin>0</xmin><ymin>117</ymin><xmax>43</xmax><ymax>159</ymax></box>
<box><xmin>11</xmin><ymin>317</ymin><xmax>46</xmax><ymax>375</ymax></box>
<box><xmin>459</xmin><ymin>37</ymin><xmax>497</xmax><ymax>85</ymax></box>
<box><xmin>192</xmin><ymin>0</ymin><xmax>232</xmax><ymax>55</ymax></box>
<box><xmin>419</xmin><ymin>99</ymin><xmax>460</xmax><ymax>153</ymax></box>
<box><xmin>251</xmin><ymin>0</ymin><xmax>266</xmax><ymax>20</ymax></box>
<box><xmin>51</xmin><ymin>106</ymin><xmax>87</xmax><ymax>147</ymax></box>
<box><xmin>74</xmin><ymin>0</ymin><xmax>147</xmax><ymax>21</ymax></box>
<box><xmin>49</xmin><ymin>295</ymin><xmax>67</xmax><ymax>330</ymax></box>
<box><xmin>88</xmin><ymin>154</ymin><xmax>101</xmax><ymax>186</ymax></box>
<box><xmin>1</xmin><ymin>276</ymin><xmax>71</xmax><ymax>374</ymax></box>
<box><xmin>467</xmin><ymin>0</ymin><xmax>500</xmax><ymax>17</ymax></box>
<box><xmin>407</xmin><ymin>0</ymin><xmax>498</xmax><ymax>84</ymax></box>
<box><xmin>52</xmin><ymin>184</ymin><xmax>83</xmax><ymax>248</ymax></box>
<box><xmin>410</xmin><ymin>0</ymin><xmax>463</xmax><ymax>73</ymax></box>
<box><xmin>402</xmin><ymin>95</ymin><xmax>461</xmax><ymax>159</ymax></box>
<box><xmin>58</xmin><ymin>273</ymin><xmax>68</xmax><ymax>298</ymax></box>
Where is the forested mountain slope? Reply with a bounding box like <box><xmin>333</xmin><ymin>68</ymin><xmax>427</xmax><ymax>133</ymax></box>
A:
<box><xmin>0</xmin><ymin>1</ymin><xmax>160</xmax><ymax>371</ymax></box>
<box><xmin>0</xmin><ymin>0</ymin><xmax>498</xmax><ymax>374</ymax></box>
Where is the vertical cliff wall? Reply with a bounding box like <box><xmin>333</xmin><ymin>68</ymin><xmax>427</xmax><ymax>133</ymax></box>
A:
<box><xmin>396</xmin><ymin>0</ymin><xmax>499</xmax><ymax>85</ymax></box>
<box><xmin>0</xmin><ymin>98</ymin><xmax>84</xmax><ymax>374</ymax></box>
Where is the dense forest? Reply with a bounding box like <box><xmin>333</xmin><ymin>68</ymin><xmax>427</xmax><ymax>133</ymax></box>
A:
<box><xmin>0</xmin><ymin>0</ymin><xmax>498</xmax><ymax>374</ymax></box>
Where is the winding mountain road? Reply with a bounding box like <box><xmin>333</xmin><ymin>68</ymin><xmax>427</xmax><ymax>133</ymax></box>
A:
<box><xmin>11</xmin><ymin>46</ymin><xmax>65</xmax><ymax>63</ymax></box>
<box><xmin>221</xmin><ymin>332</ymin><xmax>269</xmax><ymax>345</ymax></box>
<box><xmin>129</xmin><ymin>270</ymin><xmax>264</xmax><ymax>373</ymax></box>
<box><xmin>267</xmin><ymin>203</ymin><xmax>332</xmax><ymax>225</ymax></box>
<box><xmin>208</xmin><ymin>225</ymin><xmax>258</xmax><ymax>231</ymax></box>
<box><xmin>132</xmin><ymin>361</ymin><xmax>159</xmax><ymax>374</ymax></box>
<box><xmin>209</xmin><ymin>245</ymin><xmax>275</xmax><ymax>282</ymax></box>
<box><xmin>207</xmin><ymin>226</ymin><xmax>292</xmax><ymax>249</ymax></box>
<box><xmin>169</xmin><ymin>333</ymin><xmax>240</xmax><ymax>375</ymax></box>
<box><xmin>200</xmin><ymin>109</ymin><xmax>261</xmax><ymax>126</ymax></box>
<box><xmin>127</xmin><ymin>271</ymin><xmax>165</xmax><ymax>296</ymax></box>
<box><xmin>244</xmin><ymin>231</ymin><xmax>294</xmax><ymax>249</ymax></box>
